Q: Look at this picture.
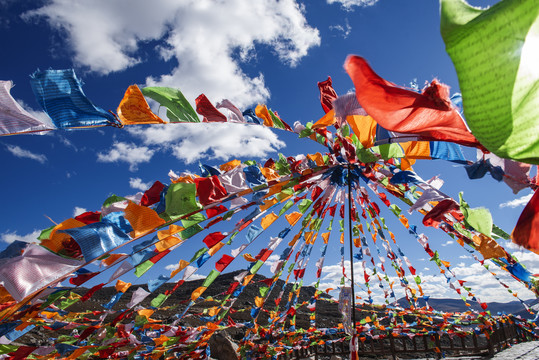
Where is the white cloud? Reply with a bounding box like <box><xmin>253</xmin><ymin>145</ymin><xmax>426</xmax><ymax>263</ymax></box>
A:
<box><xmin>327</xmin><ymin>0</ymin><xmax>379</xmax><ymax>11</ymax></box>
<box><xmin>129</xmin><ymin>177</ymin><xmax>152</xmax><ymax>191</ymax></box>
<box><xmin>264</xmin><ymin>254</ymin><xmax>281</xmax><ymax>269</ymax></box>
<box><xmin>127</xmin><ymin>123</ymin><xmax>285</xmax><ymax>163</ymax></box>
<box><xmin>165</xmin><ymin>264</ymin><xmax>177</xmax><ymax>272</ymax></box>
<box><xmin>24</xmin><ymin>0</ymin><xmax>320</xmax><ymax>108</ymax></box>
<box><xmin>499</xmin><ymin>193</ymin><xmax>533</xmax><ymax>208</ymax></box>
<box><xmin>329</xmin><ymin>19</ymin><xmax>352</xmax><ymax>38</ymax></box>
<box><xmin>441</xmin><ymin>240</ymin><xmax>454</xmax><ymax>247</ymax></box>
<box><xmin>5</xmin><ymin>144</ymin><xmax>47</xmax><ymax>164</ymax></box>
<box><xmin>316</xmin><ymin>252</ymin><xmax>539</xmax><ymax>304</ymax></box>
<box><xmin>1</xmin><ymin>230</ymin><xmax>41</xmax><ymax>244</ymax></box>
<box><xmin>97</xmin><ymin>142</ymin><xmax>155</xmax><ymax>171</ymax></box>
<box><xmin>73</xmin><ymin>207</ymin><xmax>87</xmax><ymax>217</ymax></box>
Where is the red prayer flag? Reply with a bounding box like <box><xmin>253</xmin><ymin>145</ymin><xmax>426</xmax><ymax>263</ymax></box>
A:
<box><xmin>81</xmin><ymin>283</ymin><xmax>105</xmax><ymax>302</ymax></box>
<box><xmin>70</xmin><ymin>271</ymin><xmax>99</xmax><ymax>286</ymax></box>
<box><xmin>344</xmin><ymin>56</ymin><xmax>481</xmax><ymax>148</ymax></box>
<box><xmin>215</xmin><ymin>254</ymin><xmax>234</xmax><ymax>272</ymax></box>
<box><xmin>74</xmin><ymin>211</ymin><xmax>101</xmax><ymax>224</ymax></box>
<box><xmin>194</xmin><ymin>175</ymin><xmax>228</xmax><ymax>206</ymax></box>
<box><xmin>206</xmin><ymin>205</ymin><xmax>228</xmax><ymax>218</ymax></box>
<box><xmin>203</xmin><ymin>232</ymin><xmax>226</xmax><ymax>249</ymax></box>
<box><xmin>140</xmin><ymin>181</ymin><xmax>165</xmax><ymax>207</ymax></box>
<box><xmin>195</xmin><ymin>94</ymin><xmax>227</xmax><ymax>122</ymax></box>
<box><xmin>423</xmin><ymin>199</ymin><xmax>462</xmax><ymax>228</ymax></box>
<box><xmin>512</xmin><ymin>190</ymin><xmax>539</xmax><ymax>254</ymax></box>
<box><xmin>318</xmin><ymin>76</ymin><xmax>338</xmax><ymax>113</ymax></box>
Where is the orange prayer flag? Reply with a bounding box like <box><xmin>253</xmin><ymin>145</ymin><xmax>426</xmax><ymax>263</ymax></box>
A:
<box><xmin>157</xmin><ymin>224</ymin><xmax>184</xmax><ymax>240</ymax></box>
<box><xmin>243</xmin><ymin>253</ymin><xmax>257</xmax><ymax>262</ymax></box>
<box><xmin>171</xmin><ymin>259</ymin><xmax>190</xmax><ymax>278</ymax></box>
<box><xmin>285</xmin><ymin>212</ymin><xmax>302</xmax><ymax>226</ymax></box>
<box><xmin>399</xmin><ymin>215</ymin><xmax>409</xmax><ymax>228</ymax></box>
<box><xmin>312</xmin><ymin>109</ymin><xmax>335</xmax><ymax>129</ymax></box>
<box><xmin>400</xmin><ymin>141</ymin><xmax>431</xmax><ymax>160</ymax></box>
<box><xmin>289</xmin><ymin>233</ymin><xmax>301</xmax><ymax>246</ymax></box>
<box><xmin>191</xmin><ymin>286</ymin><xmax>207</xmax><ymax>301</ymax></box>
<box><xmin>307</xmin><ymin>152</ymin><xmax>326</xmax><ymax>166</ymax></box>
<box><xmin>117</xmin><ymin>85</ymin><xmax>165</xmax><ymax>125</ymax></box>
<box><xmin>137</xmin><ymin>309</ymin><xmax>154</xmax><ymax>319</ymax></box>
<box><xmin>219</xmin><ymin>159</ymin><xmax>241</xmax><ymax>172</ymax></box>
<box><xmin>41</xmin><ymin>218</ymin><xmax>86</xmax><ymax>253</ymax></box>
<box><xmin>255</xmin><ymin>104</ymin><xmax>273</xmax><ymax>127</ymax></box>
<box><xmin>261</xmin><ymin>212</ymin><xmax>278</xmax><ymax>230</ymax></box>
<box><xmin>340</xmin><ymin>233</ymin><xmax>344</xmax><ymax>244</ymax></box>
<box><xmin>261</xmin><ymin>167</ymin><xmax>280</xmax><ymax>181</ymax></box>
<box><xmin>207</xmin><ymin>242</ymin><xmax>224</xmax><ymax>256</ymax></box>
<box><xmin>124</xmin><ymin>202</ymin><xmax>166</xmax><ymax>238</ymax></box>
<box><xmin>155</xmin><ymin>236</ymin><xmax>183</xmax><ymax>252</ymax></box>
<box><xmin>321</xmin><ymin>232</ymin><xmax>330</xmax><ymax>244</ymax></box>
<box><xmin>115</xmin><ymin>279</ymin><xmax>132</xmax><ymax>293</ymax></box>
<box><xmin>260</xmin><ymin>198</ymin><xmax>278</xmax><ymax>212</ymax></box>
<box><xmin>101</xmin><ymin>253</ymin><xmax>127</xmax><ymax>267</ymax></box>
<box><xmin>243</xmin><ymin>274</ymin><xmax>255</xmax><ymax>286</ymax></box>
<box><xmin>255</xmin><ymin>296</ymin><xmax>264</xmax><ymax>308</ymax></box>
<box><xmin>347</xmin><ymin>115</ymin><xmax>377</xmax><ymax>148</ymax></box>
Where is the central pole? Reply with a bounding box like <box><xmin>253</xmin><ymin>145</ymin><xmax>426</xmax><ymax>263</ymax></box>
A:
<box><xmin>347</xmin><ymin>164</ymin><xmax>357</xmax><ymax>334</ymax></box>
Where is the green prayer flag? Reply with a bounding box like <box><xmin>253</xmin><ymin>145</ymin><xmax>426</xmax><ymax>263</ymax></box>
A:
<box><xmin>165</xmin><ymin>182</ymin><xmax>201</xmax><ymax>217</ymax></box>
<box><xmin>190</xmin><ymin>247</ymin><xmax>208</xmax><ymax>263</ymax></box>
<box><xmin>279</xmin><ymin>200</ymin><xmax>294</xmax><ymax>216</ymax></box>
<box><xmin>492</xmin><ymin>224</ymin><xmax>511</xmax><ymax>240</ymax></box>
<box><xmin>59</xmin><ymin>294</ymin><xmax>80</xmax><ymax>310</ymax></box>
<box><xmin>0</xmin><ymin>345</ymin><xmax>18</xmax><ymax>355</ymax></box>
<box><xmin>259</xmin><ymin>286</ymin><xmax>269</xmax><ymax>297</ymax></box>
<box><xmin>181</xmin><ymin>212</ymin><xmax>207</xmax><ymax>228</ymax></box>
<box><xmin>102</xmin><ymin>194</ymin><xmax>127</xmax><ymax>209</ymax></box>
<box><xmin>298</xmin><ymin>199</ymin><xmax>313</xmax><ymax>213</ymax></box>
<box><xmin>141</xmin><ymin>86</ymin><xmax>200</xmax><ymax>123</ymax></box>
<box><xmin>372</xmin><ymin>144</ymin><xmax>404</xmax><ymax>160</ymax></box>
<box><xmin>250</xmin><ymin>260</ymin><xmax>264</xmax><ymax>274</ymax></box>
<box><xmin>459</xmin><ymin>192</ymin><xmax>492</xmax><ymax>237</ymax></box>
<box><xmin>268</xmin><ymin>109</ymin><xmax>286</xmax><ymax>130</ymax></box>
<box><xmin>151</xmin><ymin>293</ymin><xmax>169</xmax><ymax>308</ymax></box>
<box><xmin>202</xmin><ymin>270</ymin><xmax>220</xmax><ymax>287</ymax></box>
<box><xmin>441</xmin><ymin>0</ymin><xmax>539</xmax><ymax>164</ymax></box>
<box><xmin>135</xmin><ymin>259</ymin><xmax>154</xmax><ymax>277</ymax></box>
<box><xmin>181</xmin><ymin>224</ymin><xmax>203</xmax><ymax>239</ymax></box>
<box><xmin>275</xmin><ymin>153</ymin><xmax>291</xmax><ymax>175</ymax></box>
<box><xmin>38</xmin><ymin>225</ymin><xmax>55</xmax><ymax>241</ymax></box>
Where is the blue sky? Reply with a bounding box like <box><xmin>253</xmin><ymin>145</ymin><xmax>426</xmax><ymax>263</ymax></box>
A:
<box><xmin>1</xmin><ymin>0</ymin><xmax>537</xmax><ymax>305</ymax></box>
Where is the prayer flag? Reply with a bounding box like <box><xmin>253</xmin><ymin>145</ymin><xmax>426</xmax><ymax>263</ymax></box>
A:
<box><xmin>30</xmin><ymin>69</ymin><xmax>118</xmax><ymax>128</ymax></box>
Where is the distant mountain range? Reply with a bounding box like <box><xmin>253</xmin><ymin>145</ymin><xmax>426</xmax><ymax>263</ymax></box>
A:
<box><xmin>397</xmin><ymin>297</ymin><xmax>538</xmax><ymax>319</ymax></box>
